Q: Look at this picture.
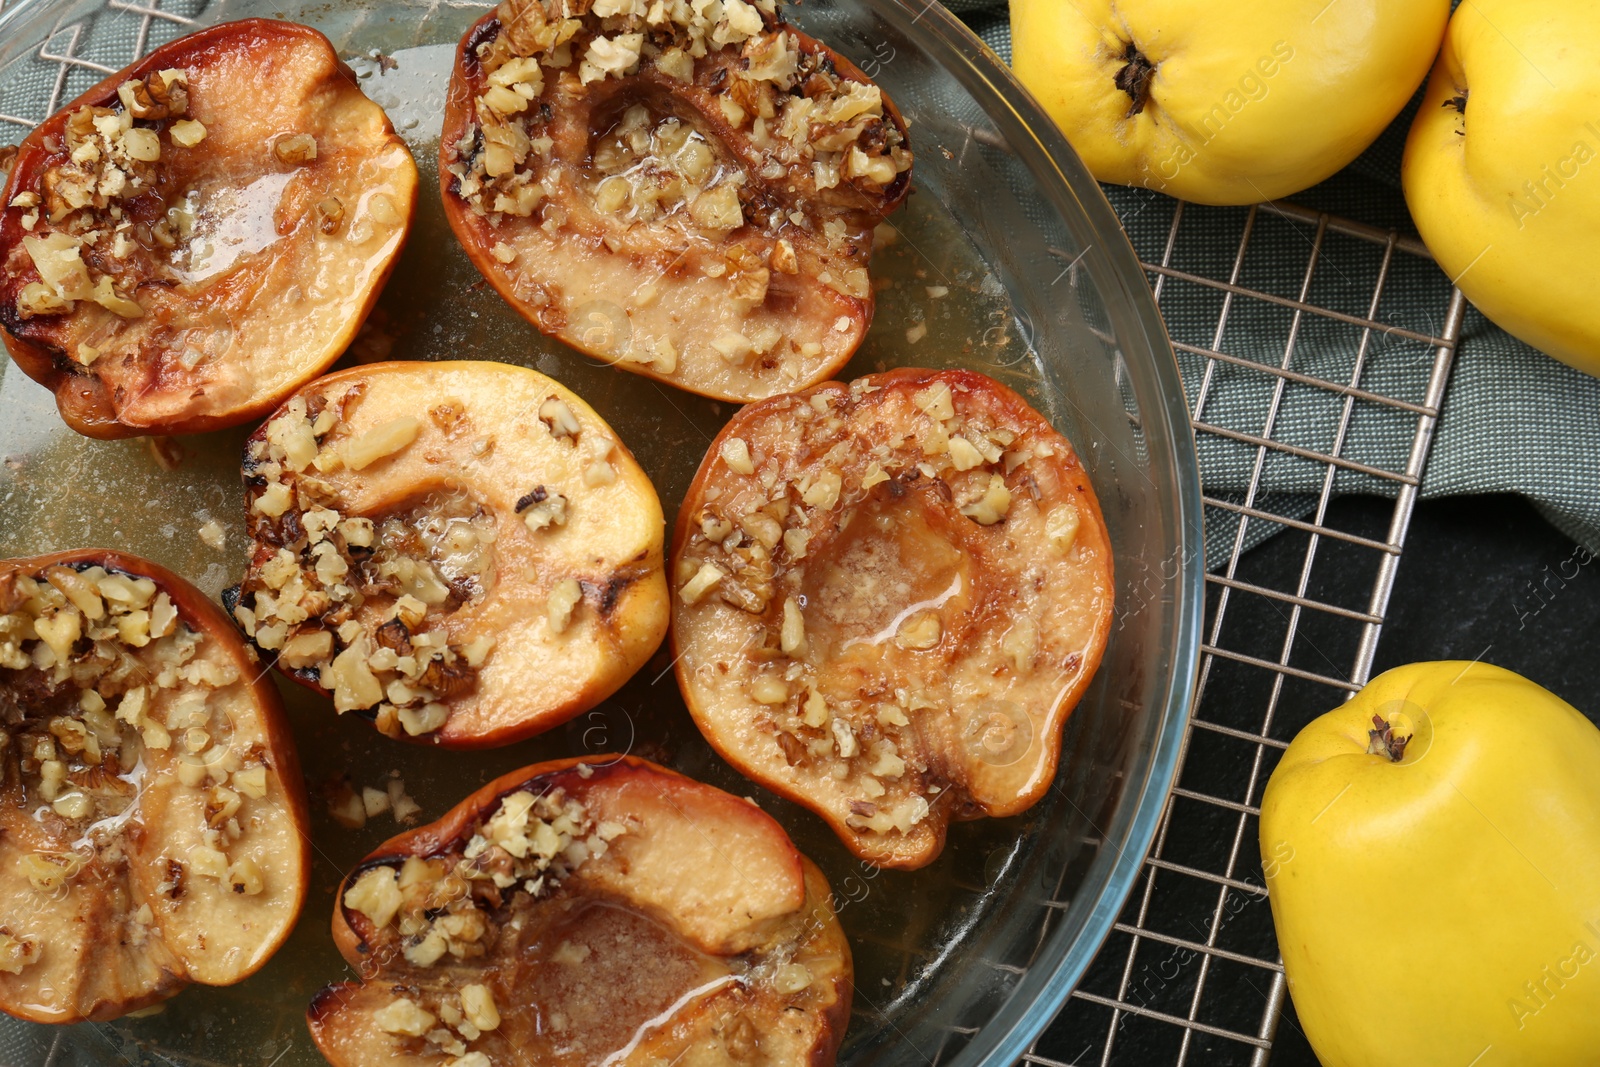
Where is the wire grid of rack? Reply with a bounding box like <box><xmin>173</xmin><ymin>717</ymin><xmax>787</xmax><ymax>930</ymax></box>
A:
<box><xmin>0</xmin><ymin>0</ymin><xmax>190</xmax><ymax>121</ymax></box>
<box><xmin>1014</xmin><ymin>202</ymin><xmax>1464</xmax><ymax>1065</ymax></box>
<box><xmin>0</xmin><ymin>3</ymin><xmax>1465</xmax><ymax>1065</ymax></box>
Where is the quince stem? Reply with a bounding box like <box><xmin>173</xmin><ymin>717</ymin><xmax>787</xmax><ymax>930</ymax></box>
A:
<box><xmin>1365</xmin><ymin>714</ymin><xmax>1410</xmax><ymax>762</ymax></box>
<box><xmin>1113</xmin><ymin>42</ymin><xmax>1156</xmax><ymax>117</ymax></box>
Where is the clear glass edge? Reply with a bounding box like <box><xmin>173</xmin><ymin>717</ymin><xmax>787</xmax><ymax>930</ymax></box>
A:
<box><xmin>869</xmin><ymin>5</ymin><xmax>1203</xmax><ymax>1067</ymax></box>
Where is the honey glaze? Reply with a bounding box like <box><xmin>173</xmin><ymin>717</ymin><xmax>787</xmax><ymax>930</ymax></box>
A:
<box><xmin>805</xmin><ymin>485</ymin><xmax>974</xmax><ymax>663</ymax></box>
<box><xmin>503</xmin><ymin>898</ymin><xmax>740</xmax><ymax>1065</ymax></box>
<box><xmin>167</xmin><ymin>170</ymin><xmax>296</xmax><ymax>284</ymax></box>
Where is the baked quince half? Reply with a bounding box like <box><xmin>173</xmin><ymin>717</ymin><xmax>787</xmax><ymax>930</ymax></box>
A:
<box><xmin>672</xmin><ymin>369</ymin><xmax>1115</xmax><ymax>868</ymax></box>
<box><xmin>0</xmin><ymin>19</ymin><xmax>417</xmax><ymax>439</ymax></box>
<box><xmin>0</xmin><ymin>549</ymin><xmax>310</xmax><ymax>1023</ymax></box>
<box><xmin>440</xmin><ymin>0</ymin><xmax>911</xmax><ymax>402</ymax></box>
<box><xmin>234</xmin><ymin>361</ymin><xmax>668</xmax><ymax>748</ymax></box>
<box><xmin>309</xmin><ymin>755</ymin><xmax>852</xmax><ymax>1067</ymax></box>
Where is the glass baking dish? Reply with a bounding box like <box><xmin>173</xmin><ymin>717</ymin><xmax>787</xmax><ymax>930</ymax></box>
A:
<box><xmin>0</xmin><ymin>0</ymin><xmax>1203</xmax><ymax>1064</ymax></box>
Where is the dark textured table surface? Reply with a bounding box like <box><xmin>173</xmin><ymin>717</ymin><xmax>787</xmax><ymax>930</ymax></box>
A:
<box><xmin>1254</xmin><ymin>493</ymin><xmax>1600</xmax><ymax>1065</ymax></box>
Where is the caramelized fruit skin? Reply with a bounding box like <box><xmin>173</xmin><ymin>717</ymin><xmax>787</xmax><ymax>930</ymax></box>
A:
<box><xmin>439</xmin><ymin>2</ymin><xmax>911</xmax><ymax>402</ymax></box>
<box><xmin>0</xmin><ymin>549</ymin><xmax>311</xmax><ymax>1023</ymax></box>
<box><xmin>671</xmin><ymin>368</ymin><xmax>1115</xmax><ymax>868</ymax></box>
<box><xmin>0</xmin><ymin>19</ymin><xmax>418</xmax><ymax>438</ymax></box>
<box><xmin>308</xmin><ymin>755</ymin><xmax>852</xmax><ymax>1067</ymax></box>
<box><xmin>236</xmin><ymin>360</ymin><xmax>669</xmax><ymax>748</ymax></box>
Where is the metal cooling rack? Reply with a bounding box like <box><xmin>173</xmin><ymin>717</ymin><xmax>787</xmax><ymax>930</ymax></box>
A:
<box><xmin>0</xmin><ymin>0</ymin><xmax>196</xmax><ymax>121</ymax></box>
<box><xmin>1016</xmin><ymin>203</ymin><xmax>1464</xmax><ymax>1065</ymax></box>
<box><xmin>0</xmin><ymin>3</ymin><xmax>1464</xmax><ymax>1065</ymax></box>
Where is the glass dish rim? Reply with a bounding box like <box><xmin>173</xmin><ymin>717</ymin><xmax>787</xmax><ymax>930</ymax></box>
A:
<box><xmin>0</xmin><ymin>0</ymin><xmax>1204</xmax><ymax>1063</ymax></box>
<box><xmin>865</xmin><ymin>4</ymin><xmax>1202</xmax><ymax>1065</ymax></box>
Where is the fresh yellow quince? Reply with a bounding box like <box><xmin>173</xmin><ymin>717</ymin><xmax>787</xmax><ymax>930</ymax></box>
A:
<box><xmin>1261</xmin><ymin>662</ymin><xmax>1600</xmax><ymax>1066</ymax></box>
<box><xmin>1010</xmin><ymin>0</ymin><xmax>1450</xmax><ymax>205</ymax></box>
<box><xmin>1404</xmin><ymin>0</ymin><xmax>1600</xmax><ymax>378</ymax></box>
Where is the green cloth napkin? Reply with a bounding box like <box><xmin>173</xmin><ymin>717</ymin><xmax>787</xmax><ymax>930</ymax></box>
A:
<box><xmin>953</xmin><ymin>0</ymin><xmax>1600</xmax><ymax>568</ymax></box>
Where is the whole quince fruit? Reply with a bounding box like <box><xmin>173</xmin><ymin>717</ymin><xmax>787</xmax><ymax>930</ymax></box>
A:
<box><xmin>1404</xmin><ymin>0</ymin><xmax>1600</xmax><ymax>378</ymax></box>
<box><xmin>1010</xmin><ymin>0</ymin><xmax>1450</xmax><ymax>205</ymax></box>
<box><xmin>1261</xmin><ymin>662</ymin><xmax>1600</xmax><ymax>1066</ymax></box>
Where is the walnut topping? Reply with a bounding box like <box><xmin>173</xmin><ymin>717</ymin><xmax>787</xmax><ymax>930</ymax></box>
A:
<box><xmin>198</xmin><ymin>519</ymin><xmax>227</xmax><ymax>550</ymax></box>
<box><xmin>912</xmin><ymin>382</ymin><xmax>955</xmax><ymax>421</ymax></box>
<box><xmin>0</xmin><ymin>930</ymin><xmax>42</xmax><ymax>975</ymax></box>
<box><xmin>450</xmin><ymin>0</ymin><xmax>910</xmax><ymax>233</ymax></box>
<box><xmin>238</xmin><ymin>394</ymin><xmax>499</xmax><ymax>739</ymax></box>
<box><xmin>344</xmin><ymin>416</ymin><xmax>421</xmax><ymax>470</ymax></box>
<box><xmin>516</xmin><ymin>486</ymin><xmax>569</xmax><ymax>531</ymax></box>
<box><xmin>460</xmin><ymin>983</ymin><xmax>501</xmax><ymax>1032</ymax></box>
<box><xmin>340</xmin><ymin>783</ymin><xmax>622</xmax><ymax>1065</ymax></box>
<box><xmin>538</xmin><ymin>396</ymin><xmax>581</xmax><ymax>439</ymax></box>
<box><xmin>317</xmin><ymin>197</ymin><xmax>345</xmax><ymax>234</ymax></box>
<box><xmin>169</xmin><ymin>119</ymin><xmax>207</xmax><ymax>147</ymax></box>
<box><xmin>1045</xmin><ymin>503</ymin><xmax>1080</xmax><ymax>552</ymax></box>
<box><xmin>10</xmin><ymin>70</ymin><xmax>209</xmax><ymax>323</ymax></box>
<box><xmin>273</xmin><ymin>133</ymin><xmax>319</xmax><ymax>165</ymax></box>
<box><xmin>844</xmin><ymin>794</ymin><xmax>929</xmax><ymax>834</ymax></box>
<box><xmin>678</xmin><ymin>561</ymin><xmax>725</xmax><ymax>604</ymax></box>
<box><xmin>374</xmin><ymin>996</ymin><xmax>437</xmax><ymax>1037</ymax></box>
<box><xmin>720</xmin><ymin>436</ymin><xmax>755</xmax><ymax>476</ymax></box>
<box><xmin>546</xmin><ymin>578</ymin><xmax>583</xmax><ymax>634</ymax></box>
<box><xmin>960</xmin><ymin>474</ymin><xmax>1012</xmax><ymax>525</ymax></box>
<box><xmin>893</xmin><ymin>611</ymin><xmax>941</xmax><ymax>651</ymax></box>
<box><xmin>344</xmin><ymin>786</ymin><xmax>613</xmax><ymax>979</ymax></box>
<box><xmin>673</xmin><ymin>372</ymin><xmax>1113</xmax><ymax>865</ymax></box>
<box><xmin>1</xmin><ymin>560</ymin><xmax>265</xmax><ymax>896</ymax></box>
<box><xmin>584</xmin><ymin>106</ymin><xmax>744</xmax><ymax>233</ymax></box>
<box><xmin>750</xmin><ymin>674</ymin><xmax>788</xmax><ymax>704</ymax></box>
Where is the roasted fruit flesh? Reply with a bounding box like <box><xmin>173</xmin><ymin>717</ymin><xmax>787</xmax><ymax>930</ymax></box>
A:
<box><xmin>0</xmin><ymin>19</ymin><xmax>417</xmax><ymax>438</ymax></box>
<box><xmin>0</xmin><ymin>550</ymin><xmax>309</xmax><ymax>1023</ymax></box>
<box><xmin>672</xmin><ymin>369</ymin><xmax>1116</xmax><ymax>868</ymax></box>
<box><xmin>309</xmin><ymin>756</ymin><xmax>852</xmax><ymax>1067</ymax></box>
<box><xmin>440</xmin><ymin>0</ymin><xmax>912</xmax><ymax>402</ymax></box>
<box><xmin>236</xmin><ymin>361</ymin><xmax>669</xmax><ymax>748</ymax></box>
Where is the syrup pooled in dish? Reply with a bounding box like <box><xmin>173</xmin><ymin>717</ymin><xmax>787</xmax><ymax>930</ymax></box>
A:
<box><xmin>308</xmin><ymin>756</ymin><xmax>852</xmax><ymax>1067</ymax></box>
<box><xmin>440</xmin><ymin>0</ymin><xmax>912</xmax><ymax>402</ymax></box>
<box><xmin>234</xmin><ymin>361</ymin><xmax>669</xmax><ymax>748</ymax></box>
<box><xmin>0</xmin><ymin>550</ymin><xmax>310</xmax><ymax>1023</ymax></box>
<box><xmin>0</xmin><ymin>19</ymin><xmax>417</xmax><ymax>438</ymax></box>
<box><xmin>671</xmin><ymin>368</ymin><xmax>1115</xmax><ymax>868</ymax></box>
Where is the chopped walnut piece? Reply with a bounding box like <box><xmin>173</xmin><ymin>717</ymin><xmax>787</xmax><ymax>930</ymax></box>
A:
<box><xmin>169</xmin><ymin>119</ymin><xmax>207</xmax><ymax>147</ymax></box>
<box><xmin>678</xmin><ymin>561</ymin><xmax>725</xmax><ymax>604</ymax></box>
<box><xmin>546</xmin><ymin>578</ymin><xmax>583</xmax><ymax>634</ymax></box>
<box><xmin>1046</xmin><ymin>503</ymin><xmax>1081</xmax><ymax>552</ymax></box>
<box><xmin>960</xmin><ymin>474</ymin><xmax>1012</xmax><ymax>525</ymax></box>
<box><xmin>317</xmin><ymin>197</ymin><xmax>345</xmax><ymax>234</ymax></box>
<box><xmin>0</xmin><ymin>931</ymin><xmax>42</xmax><ymax>976</ymax></box>
<box><xmin>344</xmin><ymin>416</ymin><xmax>420</xmax><ymax>470</ymax></box>
<box><xmin>274</xmin><ymin>133</ymin><xmax>319</xmax><ymax>164</ymax></box>
<box><xmin>538</xmin><ymin>397</ymin><xmax>581</xmax><ymax>439</ymax></box>
<box><xmin>720</xmin><ymin>437</ymin><xmax>755</xmax><ymax>476</ymax></box>
<box><xmin>516</xmin><ymin>487</ymin><xmax>568</xmax><ymax>531</ymax></box>
<box><xmin>197</xmin><ymin>518</ymin><xmax>227</xmax><ymax>549</ymax></box>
